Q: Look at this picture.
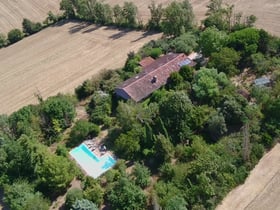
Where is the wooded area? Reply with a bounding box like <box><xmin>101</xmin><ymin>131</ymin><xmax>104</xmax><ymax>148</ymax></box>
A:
<box><xmin>1</xmin><ymin>0</ymin><xmax>280</xmax><ymax>209</ymax></box>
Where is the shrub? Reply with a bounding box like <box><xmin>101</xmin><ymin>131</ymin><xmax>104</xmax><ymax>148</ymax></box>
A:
<box><xmin>75</xmin><ymin>79</ymin><xmax>100</xmax><ymax>100</ymax></box>
<box><xmin>7</xmin><ymin>29</ymin><xmax>23</xmax><ymax>44</ymax></box>
<box><xmin>149</xmin><ymin>48</ymin><xmax>162</xmax><ymax>58</ymax></box>
<box><xmin>22</xmin><ymin>18</ymin><xmax>42</xmax><ymax>35</ymax></box>
<box><xmin>65</xmin><ymin>188</ymin><xmax>83</xmax><ymax>210</ymax></box>
<box><xmin>0</xmin><ymin>33</ymin><xmax>7</xmax><ymax>48</ymax></box>
<box><xmin>68</xmin><ymin>120</ymin><xmax>100</xmax><ymax>147</ymax></box>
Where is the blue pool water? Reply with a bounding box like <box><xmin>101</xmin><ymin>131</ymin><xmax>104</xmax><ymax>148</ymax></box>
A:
<box><xmin>70</xmin><ymin>143</ymin><xmax>116</xmax><ymax>178</ymax></box>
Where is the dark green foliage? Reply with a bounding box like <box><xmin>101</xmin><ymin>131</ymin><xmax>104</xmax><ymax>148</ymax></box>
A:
<box><xmin>82</xmin><ymin>177</ymin><xmax>104</xmax><ymax>206</ymax></box>
<box><xmin>55</xmin><ymin>144</ymin><xmax>68</xmax><ymax>157</ymax></box>
<box><xmin>154</xmin><ymin>133</ymin><xmax>174</xmax><ymax>163</ymax></box>
<box><xmin>131</xmin><ymin>162</ymin><xmax>151</xmax><ymax>188</ymax></box>
<box><xmin>162</xmin><ymin>0</ymin><xmax>194</xmax><ymax>37</ymax></box>
<box><xmin>208</xmin><ymin>47</ymin><xmax>241</xmax><ymax>76</ymax></box>
<box><xmin>199</xmin><ymin>27</ymin><xmax>228</xmax><ymax>56</ymax></box>
<box><xmin>0</xmin><ymin>33</ymin><xmax>7</xmax><ymax>48</ymax></box>
<box><xmin>7</xmin><ymin>29</ymin><xmax>23</xmax><ymax>44</ymax></box>
<box><xmin>170</xmin><ymin>32</ymin><xmax>198</xmax><ymax>54</ymax></box>
<box><xmin>165</xmin><ymin>196</ymin><xmax>187</xmax><ymax>210</ymax></box>
<box><xmin>9</xmin><ymin>105</ymin><xmax>41</xmax><ymax>138</ymax></box>
<box><xmin>68</xmin><ymin>120</ymin><xmax>100</xmax><ymax>147</ymax></box>
<box><xmin>220</xmin><ymin>95</ymin><xmax>247</xmax><ymax>126</ymax></box>
<box><xmin>206</xmin><ymin>111</ymin><xmax>227</xmax><ymax>141</ymax></box>
<box><xmin>149</xmin><ymin>47</ymin><xmax>162</xmax><ymax>58</ymax></box>
<box><xmin>65</xmin><ymin>188</ymin><xmax>83</xmax><ymax>210</ymax></box>
<box><xmin>22</xmin><ymin>18</ymin><xmax>42</xmax><ymax>35</ymax></box>
<box><xmin>71</xmin><ymin>199</ymin><xmax>98</xmax><ymax>210</ymax></box>
<box><xmin>107</xmin><ymin>177</ymin><xmax>146</xmax><ymax>210</ymax></box>
<box><xmin>158</xmin><ymin>91</ymin><xmax>197</xmax><ymax>143</ymax></box>
<box><xmin>192</xmin><ymin>67</ymin><xmax>230</xmax><ymax>104</ymax></box>
<box><xmin>114</xmin><ymin>130</ymin><xmax>141</xmax><ymax>159</ymax></box>
<box><xmin>250</xmin><ymin>53</ymin><xmax>270</xmax><ymax>75</ymax></box>
<box><xmin>179</xmin><ymin>65</ymin><xmax>194</xmax><ymax>82</ymax></box>
<box><xmin>88</xmin><ymin>91</ymin><xmax>111</xmax><ymax>125</ymax></box>
<box><xmin>228</xmin><ymin>28</ymin><xmax>260</xmax><ymax>58</ymax></box>
<box><xmin>3</xmin><ymin>180</ymin><xmax>49</xmax><ymax>210</ymax></box>
<box><xmin>123</xmin><ymin>52</ymin><xmax>141</xmax><ymax>73</ymax></box>
<box><xmin>75</xmin><ymin>79</ymin><xmax>100</xmax><ymax>100</ymax></box>
<box><xmin>147</xmin><ymin>1</ymin><xmax>163</xmax><ymax>30</ymax></box>
<box><xmin>167</xmin><ymin>72</ymin><xmax>184</xmax><ymax>90</ymax></box>
<box><xmin>122</xmin><ymin>2</ymin><xmax>138</xmax><ymax>27</ymax></box>
<box><xmin>41</xmin><ymin>94</ymin><xmax>76</xmax><ymax>138</ymax></box>
<box><xmin>60</xmin><ymin>0</ymin><xmax>75</xmax><ymax>18</ymax></box>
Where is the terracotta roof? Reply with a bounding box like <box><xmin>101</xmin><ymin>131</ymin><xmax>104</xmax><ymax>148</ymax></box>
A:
<box><xmin>139</xmin><ymin>56</ymin><xmax>155</xmax><ymax>67</ymax></box>
<box><xmin>116</xmin><ymin>53</ymin><xmax>195</xmax><ymax>102</ymax></box>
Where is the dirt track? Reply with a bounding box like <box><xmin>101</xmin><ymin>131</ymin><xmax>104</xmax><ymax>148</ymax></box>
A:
<box><xmin>0</xmin><ymin>21</ymin><xmax>161</xmax><ymax>114</ymax></box>
<box><xmin>217</xmin><ymin>143</ymin><xmax>280</xmax><ymax>210</ymax></box>
<box><xmin>0</xmin><ymin>0</ymin><xmax>61</xmax><ymax>34</ymax></box>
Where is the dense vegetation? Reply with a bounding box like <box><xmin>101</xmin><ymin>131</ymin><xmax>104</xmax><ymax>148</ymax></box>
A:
<box><xmin>1</xmin><ymin>0</ymin><xmax>280</xmax><ymax>209</ymax></box>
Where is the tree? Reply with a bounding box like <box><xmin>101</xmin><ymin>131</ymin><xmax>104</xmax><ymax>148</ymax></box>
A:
<box><xmin>83</xmin><ymin>177</ymin><xmax>104</xmax><ymax>206</ymax></box>
<box><xmin>4</xmin><ymin>180</ymin><xmax>49</xmax><ymax>210</ymax></box>
<box><xmin>167</xmin><ymin>72</ymin><xmax>184</xmax><ymax>90</ymax></box>
<box><xmin>199</xmin><ymin>26</ymin><xmax>228</xmax><ymax>56</ymax></box>
<box><xmin>107</xmin><ymin>177</ymin><xmax>147</xmax><ymax>210</ymax></box>
<box><xmin>114</xmin><ymin>130</ymin><xmax>141</xmax><ymax>159</ymax></box>
<box><xmin>206</xmin><ymin>111</ymin><xmax>227</xmax><ymax>141</ymax></box>
<box><xmin>60</xmin><ymin>0</ymin><xmax>75</xmax><ymax>18</ymax></box>
<box><xmin>251</xmin><ymin>53</ymin><xmax>270</xmax><ymax>75</ymax></box>
<box><xmin>192</xmin><ymin>67</ymin><xmax>229</xmax><ymax>104</ymax></box>
<box><xmin>122</xmin><ymin>2</ymin><xmax>138</xmax><ymax>27</ymax></box>
<box><xmin>41</xmin><ymin>95</ymin><xmax>76</xmax><ymax>138</ymax></box>
<box><xmin>147</xmin><ymin>1</ymin><xmax>163</xmax><ymax>30</ymax></box>
<box><xmin>228</xmin><ymin>28</ymin><xmax>260</xmax><ymax>58</ymax></box>
<box><xmin>22</xmin><ymin>18</ymin><xmax>42</xmax><ymax>35</ymax></box>
<box><xmin>179</xmin><ymin>65</ymin><xmax>194</xmax><ymax>82</ymax></box>
<box><xmin>68</xmin><ymin>120</ymin><xmax>100</xmax><ymax>147</ymax></box>
<box><xmin>165</xmin><ymin>196</ymin><xmax>187</xmax><ymax>210</ymax></box>
<box><xmin>75</xmin><ymin>79</ymin><xmax>100</xmax><ymax>100</ymax></box>
<box><xmin>0</xmin><ymin>33</ymin><xmax>7</xmax><ymax>48</ymax></box>
<box><xmin>158</xmin><ymin>91</ymin><xmax>196</xmax><ymax>143</ymax></box>
<box><xmin>35</xmin><ymin>155</ymin><xmax>74</xmax><ymax>195</ymax></box>
<box><xmin>65</xmin><ymin>188</ymin><xmax>83</xmax><ymax>210</ymax></box>
<box><xmin>170</xmin><ymin>32</ymin><xmax>198</xmax><ymax>54</ymax></box>
<box><xmin>208</xmin><ymin>47</ymin><xmax>241</xmax><ymax>76</ymax></box>
<box><xmin>7</xmin><ymin>29</ymin><xmax>23</xmax><ymax>44</ymax></box>
<box><xmin>162</xmin><ymin>0</ymin><xmax>194</xmax><ymax>37</ymax></box>
<box><xmin>113</xmin><ymin>4</ymin><xmax>124</xmax><ymax>26</ymax></box>
<box><xmin>71</xmin><ymin>199</ymin><xmax>98</xmax><ymax>210</ymax></box>
<box><xmin>131</xmin><ymin>162</ymin><xmax>151</xmax><ymax>188</ymax></box>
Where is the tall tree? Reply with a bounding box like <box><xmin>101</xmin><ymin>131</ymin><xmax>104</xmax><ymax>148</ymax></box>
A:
<box><xmin>162</xmin><ymin>0</ymin><xmax>194</xmax><ymax>37</ymax></box>
<box><xmin>147</xmin><ymin>1</ymin><xmax>163</xmax><ymax>30</ymax></box>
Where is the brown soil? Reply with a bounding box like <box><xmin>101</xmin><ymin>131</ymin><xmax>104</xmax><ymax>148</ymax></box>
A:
<box><xmin>0</xmin><ymin>20</ymin><xmax>161</xmax><ymax>114</ymax></box>
<box><xmin>217</xmin><ymin>143</ymin><xmax>280</xmax><ymax>210</ymax></box>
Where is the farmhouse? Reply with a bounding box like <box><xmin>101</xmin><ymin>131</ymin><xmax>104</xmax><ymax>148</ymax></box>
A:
<box><xmin>115</xmin><ymin>53</ymin><xmax>195</xmax><ymax>102</ymax></box>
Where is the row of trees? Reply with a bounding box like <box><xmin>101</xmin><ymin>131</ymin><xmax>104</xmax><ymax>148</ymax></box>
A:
<box><xmin>0</xmin><ymin>11</ymin><xmax>61</xmax><ymax>48</ymax></box>
<box><xmin>60</xmin><ymin>0</ymin><xmax>195</xmax><ymax>36</ymax></box>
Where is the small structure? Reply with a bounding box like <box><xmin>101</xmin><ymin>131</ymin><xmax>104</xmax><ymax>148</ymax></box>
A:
<box><xmin>115</xmin><ymin>53</ymin><xmax>196</xmax><ymax>102</ymax></box>
<box><xmin>254</xmin><ymin>77</ymin><xmax>271</xmax><ymax>87</ymax></box>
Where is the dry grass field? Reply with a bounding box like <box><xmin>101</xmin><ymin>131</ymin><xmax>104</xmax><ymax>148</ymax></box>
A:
<box><xmin>217</xmin><ymin>143</ymin><xmax>280</xmax><ymax>210</ymax></box>
<box><xmin>0</xmin><ymin>20</ymin><xmax>161</xmax><ymax>114</ymax></box>
<box><xmin>0</xmin><ymin>0</ymin><xmax>61</xmax><ymax>34</ymax></box>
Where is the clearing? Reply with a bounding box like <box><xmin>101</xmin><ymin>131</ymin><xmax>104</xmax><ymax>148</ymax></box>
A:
<box><xmin>0</xmin><ymin>20</ymin><xmax>161</xmax><ymax>114</ymax></box>
<box><xmin>0</xmin><ymin>0</ymin><xmax>61</xmax><ymax>34</ymax></box>
<box><xmin>217</xmin><ymin>143</ymin><xmax>280</xmax><ymax>210</ymax></box>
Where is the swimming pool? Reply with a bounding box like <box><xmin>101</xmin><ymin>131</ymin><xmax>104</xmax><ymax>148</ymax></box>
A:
<box><xmin>70</xmin><ymin>143</ymin><xmax>116</xmax><ymax>178</ymax></box>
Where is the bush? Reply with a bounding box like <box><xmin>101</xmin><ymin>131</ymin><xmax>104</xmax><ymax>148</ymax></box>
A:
<box><xmin>68</xmin><ymin>120</ymin><xmax>100</xmax><ymax>147</ymax></box>
<box><xmin>149</xmin><ymin>48</ymin><xmax>162</xmax><ymax>58</ymax></box>
<box><xmin>0</xmin><ymin>33</ymin><xmax>7</xmax><ymax>48</ymax></box>
<box><xmin>75</xmin><ymin>79</ymin><xmax>100</xmax><ymax>100</ymax></box>
<box><xmin>7</xmin><ymin>29</ymin><xmax>23</xmax><ymax>44</ymax></box>
<box><xmin>65</xmin><ymin>188</ymin><xmax>83</xmax><ymax>210</ymax></box>
<box><xmin>22</xmin><ymin>18</ymin><xmax>42</xmax><ymax>35</ymax></box>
